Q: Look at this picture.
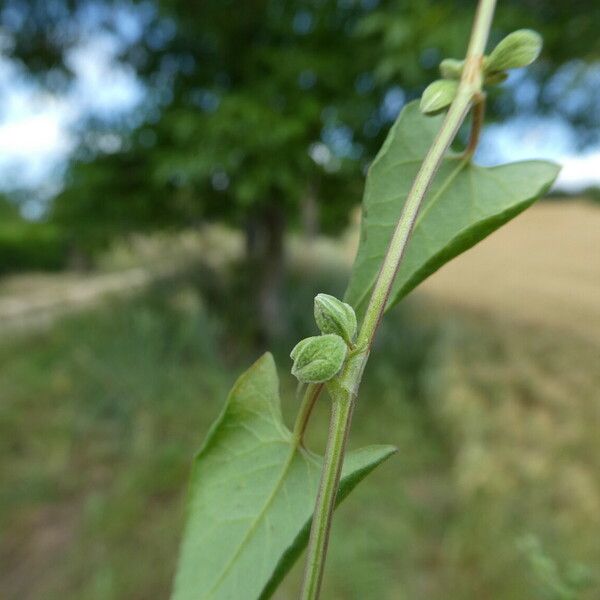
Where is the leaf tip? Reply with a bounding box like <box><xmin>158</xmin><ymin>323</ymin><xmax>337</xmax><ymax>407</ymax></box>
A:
<box><xmin>254</xmin><ymin>351</ymin><xmax>277</xmax><ymax>374</ymax></box>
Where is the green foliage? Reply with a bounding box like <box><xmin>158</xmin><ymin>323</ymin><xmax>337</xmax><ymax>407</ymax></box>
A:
<box><xmin>580</xmin><ymin>186</ymin><xmax>600</xmax><ymax>203</ymax></box>
<box><xmin>51</xmin><ymin>148</ymin><xmax>197</xmax><ymax>255</ymax></box>
<box><xmin>61</xmin><ymin>0</ymin><xmax>376</xmax><ymax>242</ymax></box>
<box><xmin>6</xmin><ymin>0</ymin><xmax>596</xmax><ymax>245</ymax></box>
<box><xmin>0</xmin><ymin>0</ymin><xmax>593</xmax><ymax>271</ymax></box>
<box><xmin>0</xmin><ymin>196</ymin><xmax>66</xmax><ymax>273</ymax></box>
<box><xmin>344</xmin><ymin>101</ymin><xmax>559</xmax><ymax>316</ymax></box>
<box><xmin>518</xmin><ymin>535</ymin><xmax>595</xmax><ymax>600</ymax></box>
<box><xmin>172</xmin><ymin>353</ymin><xmax>395</xmax><ymax>600</ymax></box>
<box><xmin>0</xmin><ymin>215</ymin><xmax>67</xmax><ymax>274</ymax></box>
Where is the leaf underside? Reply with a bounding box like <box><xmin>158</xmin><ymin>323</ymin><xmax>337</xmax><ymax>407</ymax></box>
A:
<box><xmin>344</xmin><ymin>100</ymin><xmax>560</xmax><ymax>316</ymax></box>
<box><xmin>171</xmin><ymin>353</ymin><xmax>396</xmax><ymax>600</ymax></box>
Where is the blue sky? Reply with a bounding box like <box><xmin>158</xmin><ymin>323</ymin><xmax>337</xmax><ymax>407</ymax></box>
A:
<box><xmin>0</xmin><ymin>24</ymin><xmax>599</xmax><ymax>216</ymax></box>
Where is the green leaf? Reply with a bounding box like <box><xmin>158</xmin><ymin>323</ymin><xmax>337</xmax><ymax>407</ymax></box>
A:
<box><xmin>345</xmin><ymin>101</ymin><xmax>559</xmax><ymax>316</ymax></box>
<box><xmin>290</xmin><ymin>334</ymin><xmax>348</xmax><ymax>383</ymax></box>
<box><xmin>172</xmin><ymin>353</ymin><xmax>396</xmax><ymax>600</ymax></box>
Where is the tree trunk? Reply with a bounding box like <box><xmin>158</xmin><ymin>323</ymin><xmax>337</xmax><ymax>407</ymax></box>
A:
<box><xmin>301</xmin><ymin>187</ymin><xmax>319</xmax><ymax>239</ymax></box>
<box><xmin>244</xmin><ymin>214</ymin><xmax>260</xmax><ymax>262</ymax></box>
<box><xmin>244</xmin><ymin>204</ymin><xmax>286</xmax><ymax>346</ymax></box>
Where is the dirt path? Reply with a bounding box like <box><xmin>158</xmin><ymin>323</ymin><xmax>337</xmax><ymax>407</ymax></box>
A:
<box><xmin>0</xmin><ymin>268</ymin><xmax>159</xmax><ymax>337</ymax></box>
<box><xmin>0</xmin><ymin>225</ymin><xmax>243</xmax><ymax>339</ymax></box>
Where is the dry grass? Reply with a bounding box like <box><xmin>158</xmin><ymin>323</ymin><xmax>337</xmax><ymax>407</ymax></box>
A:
<box><xmin>418</xmin><ymin>314</ymin><xmax>600</xmax><ymax>598</ymax></box>
<box><xmin>417</xmin><ymin>201</ymin><xmax>600</xmax><ymax>344</ymax></box>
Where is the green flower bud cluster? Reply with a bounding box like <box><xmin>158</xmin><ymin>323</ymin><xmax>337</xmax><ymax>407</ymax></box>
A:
<box><xmin>290</xmin><ymin>294</ymin><xmax>357</xmax><ymax>384</ymax></box>
<box><xmin>420</xmin><ymin>29</ymin><xmax>542</xmax><ymax>116</ymax></box>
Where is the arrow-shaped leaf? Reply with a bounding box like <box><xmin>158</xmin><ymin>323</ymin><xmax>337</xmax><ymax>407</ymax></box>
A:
<box><xmin>344</xmin><ymin>101</ymin><xmax>560</xmax><ymax>315</ymax></box>
<box><xmin>172</xmin><ymin>353</ymin><xmax>395</xmax><ymax>600</ymax></box>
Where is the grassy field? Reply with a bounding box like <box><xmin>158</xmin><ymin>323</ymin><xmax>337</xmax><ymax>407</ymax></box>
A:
<box><xmin>1</xmin><ymin>203</ymin><xmax>599</xmax><ymax>599</ymax></box>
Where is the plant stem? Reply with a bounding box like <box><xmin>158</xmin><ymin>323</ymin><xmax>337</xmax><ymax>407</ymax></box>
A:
<box><xmin>293</xmin><ymin>383</ymin><xmax>323</xmax><ymax>445</ymax></box>
<box><xmin>463</xmin><ymin>93</ymin><xmax>486</xmax><ymax>159</ymax></box>
<box><xmin>356</xmin><ymin>0</ymin><xmax>495</xmax><ymax>351</ymax></box>
<box><xmin>299</xmin><ymin>393</ymin><xmax>353</xmax><ymax>600</ymax></box>
<box><xmin>299</xmin><ymin>1</ymin><xmax>497</xmax><ymax>598</ymax></box>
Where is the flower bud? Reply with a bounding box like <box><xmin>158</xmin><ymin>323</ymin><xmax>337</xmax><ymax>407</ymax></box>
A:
<box><xmin>290</xmin><ymin>334</ymin><xmax>348</xmax><ymax>384</ymax></box>
<box><xmin>314</xmin><ymin>293</ymin><xmax>357</xmax><ymax>345</ymax></box>
<box><xmin>439</xmin><ymin>58</ymin><xmax>464</xmax><ymax>80</ymax></box>
<box><xmin>485</xmin><ymin>29</ymin><xmax>542</xmax><ymax>73</ymax></box>
<box><xmin>420</xmin><ymin>79</ymin><xmax>459</xmax><ymax>115</ymax></box>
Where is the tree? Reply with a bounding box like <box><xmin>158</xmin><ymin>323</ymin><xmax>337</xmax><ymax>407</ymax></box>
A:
<box><xmin>3</xmin><ymin>0</ymin><xmax>599</xmax><ymax>338</ymax></box>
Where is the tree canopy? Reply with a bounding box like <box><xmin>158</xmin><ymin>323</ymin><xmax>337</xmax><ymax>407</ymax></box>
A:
<box><xmin>3</xmin><ymin>1</ymin><xmax>599</xmax><ymax>237</ymax></box>
<box><xmin>2</xmin><ymin>0</ymin><xmax>597</xmax><ymax>337</ymax></box>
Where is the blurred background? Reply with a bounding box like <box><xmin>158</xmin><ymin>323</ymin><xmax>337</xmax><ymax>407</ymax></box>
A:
<box><xmin>0</xmin><ymin>1</ymin><xmax>599</xmax><ymax>599</ymax></box>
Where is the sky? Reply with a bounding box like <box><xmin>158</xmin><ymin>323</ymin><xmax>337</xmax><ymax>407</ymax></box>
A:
<box><xmin>0</xmin><ymin>22</ymin><xmax>599</xmax><ymax>216</ymax></box>
<box><xmin>0</xmin><ymin>0</ymin><xmax>150</xmax><ymax>218</ymax></box>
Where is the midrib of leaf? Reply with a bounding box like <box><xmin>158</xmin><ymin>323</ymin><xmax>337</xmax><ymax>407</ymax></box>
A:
<box><xmin>411</xmin><ymin>157</ymin><xmax>467</xmax><ymax>231</ymax></box>
<box><xmin>351</xmin><ymin>155</ymin><xmax>468</xmax><ymax>313</ymax></box>
<box><xmin>204</xmin><ymin>435</ymin><xmax>318</xmax><ymax>599</ymax></box>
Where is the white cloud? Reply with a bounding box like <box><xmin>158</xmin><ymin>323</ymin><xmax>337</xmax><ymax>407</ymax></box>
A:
<box><xmin>556</xmin><ymin>152</ymin><xmax>600</xmax><ymax>191</ymax></box>
<box><xmin>0</xmin><ymin>58</ymin><xmax>74</xmax><ymax>191</ymax></box>
<box><xmin>66</xmin><ymin>33</ymin><xmax>144</xmax><ymax>117</ymax></box>
<box><xmin>478</xmin><ymin>116</ymin><xmax>600</xmax><ymax>192</ymax></box>
<box><xmin>0</xmin><ymin>97</ymin><xmax>72</xmax><ymax>157</ymax></box>
<box><xmin>0</xmin><ymin>30</ymin><xmax>144</xmax><ymax>198</ymax></box>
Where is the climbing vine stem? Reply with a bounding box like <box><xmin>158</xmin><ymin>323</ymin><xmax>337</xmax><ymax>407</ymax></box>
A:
<box><xmin>298</xmin><ymin>1</ymin><xmax>498</xmax><ymax>598</ymax></box>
